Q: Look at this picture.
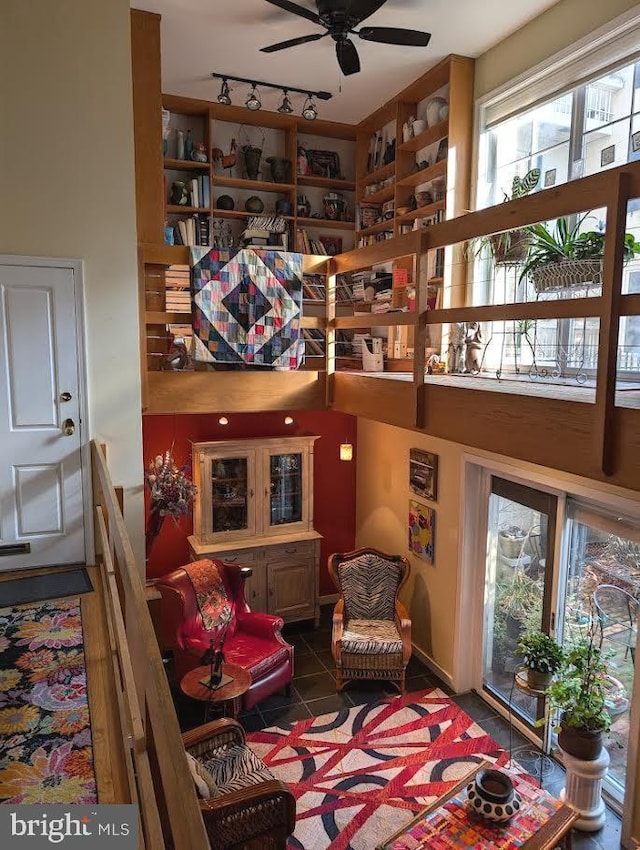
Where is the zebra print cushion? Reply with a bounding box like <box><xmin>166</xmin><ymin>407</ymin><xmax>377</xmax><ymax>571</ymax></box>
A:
<box><xmin>341</xmin><ymin>619</ymin><xmax>403</xmax><ymax>654</ymax></box>
<box><xmin>338</xmin><ymin>554</ymin><xmax>401</xmax><ymax>621</ymax></box>
<box><xmin>186</xmin><ymin>752</ymin><xmax>218</xmax><ymax>798</ymax></box>
<box><xmin>203</xmin><ymin>744</ymin><xmax>274</xmax><ymax>796</ymax></box>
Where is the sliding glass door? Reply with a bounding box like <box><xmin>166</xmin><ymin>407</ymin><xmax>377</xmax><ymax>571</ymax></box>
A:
<box><xmin>558</xmin><ymin>502</ymin><xmax>640</xmax><ymax>802</ymax></box>
<box><xmin>482</xmin><ymin>477</ymin><xmax>557</xmax><ymax>730</ymax></box>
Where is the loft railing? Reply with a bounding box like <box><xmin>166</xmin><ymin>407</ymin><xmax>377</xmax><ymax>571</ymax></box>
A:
<box><xmin>330</xmin><ymin>160</ymin><xmax>640</xmax><ymax>477</ymax></box>
<box><xmin>91</xmin><ymin>441</ymin><xmax>209</xmax><ymax>850</ymax></box>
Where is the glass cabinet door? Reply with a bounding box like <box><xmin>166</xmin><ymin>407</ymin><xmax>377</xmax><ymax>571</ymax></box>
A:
<box><xmin>269</xmin><ymin>453</ymin><xmax>303</xmax><ymax>528</ymax></box>
<box><xmin>210</xmin><ymin>456</ymin><xmax>251</xmax><ymax>535</ymax></box>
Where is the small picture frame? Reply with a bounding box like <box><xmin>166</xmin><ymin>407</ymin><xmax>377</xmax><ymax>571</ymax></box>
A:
<box><xmin>632</xmin><ymin>130</ymin><xmax>640</xmax><ymax>154</ymax></box>
<box><xmin>601</xmin><ymin>144</ymin><xmax>616</xmax><ymax>167</ymax></box>
<box><xmin>409</xmin><ymin>449</ymin><xmax>438</xmax><ymax>501</ymax></box>
<box><xmin>408</xmin><ymin>500</ymin><xmax>435</xmax><ymax>563</ymax></box>
<box><xmin>306</xmin><ymin>149</ymin><xmax>341</xmax><ymax>180</ymax></box>
<box><xmin>319</xmin><ymin>235</ymin><xmax>342</xmax><ymax>256</ymax></box>
<box><xmin>544</xmin><ymin>168</ymin><xmax>556</xmax><ymax>187</ymax></box>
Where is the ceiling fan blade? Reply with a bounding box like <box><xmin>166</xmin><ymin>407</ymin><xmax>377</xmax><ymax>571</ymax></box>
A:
<box><xmin>358</xmin><ymin>26</ymin><xmax>431</xmax><ymax>46</ymax></box>
<box><xmin>261</xmin><ymin>32</ymin><xmax>326</xmax><ymax>53</ymax></box>
<box><xmin>346</xmin><ymin>0</ymin><xmax>388</xmax><ymax>24</ymax></box>
<box><xmin>336</xmin><ymin>38</ymin><xmax>361</xmax><ymax>76</ymax></box>
<box><xmin>263</xmin><ymin>0</ymin><xmax>322</xmax><ymax>25</ymax></box>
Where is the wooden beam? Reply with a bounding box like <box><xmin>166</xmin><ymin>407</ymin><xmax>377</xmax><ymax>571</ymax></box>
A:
<box><xmin>334</xmin><ymin>231</ymin><xmax>421</xmax><ymax>273</ymax></box>
<box><xmin>423</xmin><ymin>296</ymin><xmax>602</xmax><ymax>325</ymax></box>
<box><xmin>335</xmin><ymin>312</ymin><xmax>416</xmax><ymax>329</ymax></box>
<box><xmin>595</xmin><ymin>172</ymin><xmax>629</xmax><ymax>476</ymax></box>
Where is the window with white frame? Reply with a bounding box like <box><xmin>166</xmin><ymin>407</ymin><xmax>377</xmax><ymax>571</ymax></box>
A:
<box><xmin>476</xmin><ymin>48</ymin><xmax>640</xmax><ymax>379</ymax></box>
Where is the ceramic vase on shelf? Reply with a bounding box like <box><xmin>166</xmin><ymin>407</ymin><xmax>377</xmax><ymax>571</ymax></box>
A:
<box><xmin>243</xmin><ymin>145</ymin><xmax>262</xmax><ymax>180</ymax></box>
<box><xmin>176</xmin><ymin>129</ymin><xmax>185</xmax><ymax>160</ymax></box>
<box><xmin>267</xmin><ymin>156</ymin><xmax>291</xmax><ymax>183</ymax></box>
<box><xmin>426</xmin><ymin>96</ymin><xmax>448</xmax><ymax>127</ymax></box>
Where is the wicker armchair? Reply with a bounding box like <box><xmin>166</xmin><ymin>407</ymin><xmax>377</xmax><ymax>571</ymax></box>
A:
<box><xmin>183</xmin><ymin>718</ymin><xmax>295</xmax><ymax>850</ymax></box>
<box><xmin>328</xmin><ymin>547</ymin><xmax>411</xmax><ymax>693</ymax></box>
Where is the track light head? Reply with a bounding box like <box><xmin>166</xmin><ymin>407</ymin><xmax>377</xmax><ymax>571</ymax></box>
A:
<box><xmin>302</xmin><ymin>95</ymin><xmax>318</xmax><ymax>121</ymax></box>
<box><xmin>217</xmin><ymin>79</ymin><xmax>231</xmax><ymax>106</ymax></box>
<box><xmin>245</xmin><ymin>84</ymin><xmax>261</xmax><ymax>111</ymax></box>
<box><xmin>277</xmin><ymin>90</ymin><xmax>294</xmax><ymax>114</ymax></box>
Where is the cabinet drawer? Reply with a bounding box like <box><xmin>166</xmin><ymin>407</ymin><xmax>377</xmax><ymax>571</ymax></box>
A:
<box><xmin>213</xmin><ymin>550</ymin><xmax>257</xmax><ymax>565</ymax></box>
<box><xmin>266</xmin><ymin>541</ymin><xmax>314</xmax><ymax>561</ymax></box>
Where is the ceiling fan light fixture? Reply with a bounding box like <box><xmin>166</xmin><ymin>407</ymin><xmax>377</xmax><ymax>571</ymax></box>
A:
<box><xmin>277</xmin><ymin>90</ymin><xmax>294</xmax><ymax>114</ymax></box>
<box><xmin>245</xmin><ymin>84</ymin><xmax>261</xmax><ymax>111</ymax></box>
<box><xmin>217</xmin><ymin>78</ymin><xmax>232</xmax><ymax>106</ymax></box>
<box><xmin>302</xmin><ymin>95</ymin><xmax>318</xmax><ymax>121</ymax></box>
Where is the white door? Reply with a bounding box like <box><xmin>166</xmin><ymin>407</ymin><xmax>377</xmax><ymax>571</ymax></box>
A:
<box><xmin>0</xmin><ymin>263</ymin><xmax>85</xmax><ymax>570</ymax></box>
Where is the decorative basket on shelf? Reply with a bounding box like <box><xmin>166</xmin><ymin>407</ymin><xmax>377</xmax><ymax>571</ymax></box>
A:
<box><xmin>489</xmin><ymin>229</ymin><xmax>532</xmax><ymax>266</ymax></box>
<box><xmin>530</xmin><ymin>258</ymin><xmax>603</xmax><ymax>294</ymax></box>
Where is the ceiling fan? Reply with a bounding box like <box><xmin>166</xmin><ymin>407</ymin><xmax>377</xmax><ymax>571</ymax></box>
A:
<box><xmin>260</xmin><ymin>0</ymin><xmax>431</xmax><ymax>76</ymax></box>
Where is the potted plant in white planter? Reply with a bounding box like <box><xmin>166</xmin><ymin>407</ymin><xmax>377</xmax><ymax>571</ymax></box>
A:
<box><xmin>544</xmin><ymin>633</ymin><xmax>611</xmax><ymax>760</ymax></box>
<box><xmin>517</xmin><ymin>629</ymin><xmax>564</xmax><ymax>690</ymax></box>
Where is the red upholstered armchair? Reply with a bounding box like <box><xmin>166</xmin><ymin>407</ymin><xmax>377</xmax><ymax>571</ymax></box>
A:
<box><xmin>157</xmin><ymin>559</ymin><xmax>293</xmax><ymax>710</ymax></box>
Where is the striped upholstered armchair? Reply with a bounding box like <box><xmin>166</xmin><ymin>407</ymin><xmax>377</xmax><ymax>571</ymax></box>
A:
<box><xmin>328</xmin><ymin>547</ymin><xmax>412</xmax><ymax>693</ymax></box>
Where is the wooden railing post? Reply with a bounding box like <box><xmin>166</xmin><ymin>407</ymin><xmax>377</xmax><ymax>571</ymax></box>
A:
<box><xmin>594</xmin><ymin>171</ymin><xmax>630</xmax><ymax>477</ymax></box>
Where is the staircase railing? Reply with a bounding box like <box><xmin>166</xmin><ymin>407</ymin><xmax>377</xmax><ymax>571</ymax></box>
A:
<box><xmin>91</xmin><ymin>440</ymin><xmax>208</xmax><ymax>850</ymax></box>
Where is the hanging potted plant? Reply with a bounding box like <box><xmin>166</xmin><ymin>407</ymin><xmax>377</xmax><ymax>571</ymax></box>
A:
<box><xmin>544</xmin><ymin>631</ymin><xmax>611</xmax><ymax>760</ymax></box>
<box><xmin>488</xmin><ymin>168</ymin><xmax>541</xmax><ymax>265</ymax></box>
<box><xmin>517</xmin><ymin>629</ymin><xmax>564</xmax><ymax>690</ymax></box>
<box><xmin>519</xmin><ymin>214</ymin><xmax>640</xmax><ymax>294</ymax></box>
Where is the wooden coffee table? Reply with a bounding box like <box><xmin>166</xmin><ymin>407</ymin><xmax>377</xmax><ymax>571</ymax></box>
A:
<box><xmin>180</xmin><ymin>662</ymin><xmax>251</xmax><ymax>721</ymax></box>
<box><xmin>378</xmin><ymin>761</ymin><xmax>578</xmax><ymax>850</ymax></box>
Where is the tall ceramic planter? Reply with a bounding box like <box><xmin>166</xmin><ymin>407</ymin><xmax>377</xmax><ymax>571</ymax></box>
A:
<box><xmin>558</xmin><ymin>723</ymin><xmax>604</xmax><ymax>761</ymax></box>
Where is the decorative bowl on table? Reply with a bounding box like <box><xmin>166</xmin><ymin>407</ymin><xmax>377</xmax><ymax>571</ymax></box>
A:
<box><xmin>466</xmin><ymin>768</ymin><xmax>521</xmax><ymax>823</ymax></box>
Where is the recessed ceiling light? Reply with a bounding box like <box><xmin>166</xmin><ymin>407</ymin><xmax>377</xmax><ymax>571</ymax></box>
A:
<box><xmin>218</xmin><ymin>416</ymin><xmax>229</xmax><ymax>425</ymax></box>
<box><xmin>284</xmin><ymin>416</ymin><xmax>294</xmax><ymax>425</ymax></box>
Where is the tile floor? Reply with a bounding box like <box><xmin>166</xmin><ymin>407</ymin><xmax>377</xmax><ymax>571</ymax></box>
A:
<box><xmin>174</xmin><ymin>607</ymin><xmax>623</xmax><ymax>849</ymax></box>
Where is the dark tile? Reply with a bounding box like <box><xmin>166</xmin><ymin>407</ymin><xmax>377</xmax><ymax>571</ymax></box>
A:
<box><xmin>282</xmin><ymin>619</ymin><xmax>315</xmax><ymax>636</ymax></box>
<box><xmin>318</xmin><ymin>605</ymin><xmax>334</xmax><ymax>627</ymax></box>
<box><xmin>453</xmin><ymin>691</ymin><xmax>499</xmax><ymax>723</ymax></box>
<box><xmin>406</xmin><ymin>655</ymin><xmax>431</xmax><ymax>676</ymax></box>
<box><xmin>572</xmin><ymin>838</ymin><xmax>604</xmax><ymax>850</ymax></box>
<box><xmin>293</xmin><ymin>671</ymin><xmax>336</xmax><ymax>701</ymax></box>
<box><xmin>343</xmin><ymin>680</ymin><xmax>397</xmax><ymax>705</ymax></box>
<box><xmin>477</xmin><ymin>715</ymin><xmax>528</xmax><ymax>753</ymax></box>
<box><xmin>406</xmin><ymin>674</ymin><xmax>439</xmax><ymax>694</ymax></box>
<box><xmin>293</xmin><ymin>652</ymin><xmax>326</xmax><ymax>678</ymax></box>
<box><xmin>306</xmin><ymin>692</ymin><xmax>354</xmax><ymax>717</ymax></box>
<box><xmin>302</xmin><ymin>628</ymin><xmax>332</xmax><ymax>651</ymax></box>
<box><xmin>261</xmin><ymin>701</ymin><xmax>313</xmax><ymax>728</ymax></box>
<box><xmin>255</xmin><ymin>686</ymin><xmax>301</xmax><ymax>713</ymax></box>
<box><xmin>237</xmin><ymin>709</ymin><xmax>265</xmax><ymax>733</ymax></box>
<box><xmin>287</xmin><ymin>633</ymin><xmax>313</xmax><ymax>653</ymax></box>
<box><xmin>588</xmin><ymin>807</ymin><xmax>622</xmax><ymax>850</ymax></box>
<box><xmin>316</xmin><ymin>648</ymin><xmax>336</xmax><ymax>671</ymax></box>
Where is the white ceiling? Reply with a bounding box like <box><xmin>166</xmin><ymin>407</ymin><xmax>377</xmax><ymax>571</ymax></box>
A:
<box><xmin>133</xmin><ymin>0</ymin><xmax>560</xmax><ymax>123</ymax></box>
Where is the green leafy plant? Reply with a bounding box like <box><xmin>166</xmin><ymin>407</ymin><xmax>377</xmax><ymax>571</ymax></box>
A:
<box><xmin>517</xmin><ymin>630</ymin><xmax>564</xmax><ymax>674</ymax></box>
<box><xmin>504</xmin><ymin>168</ymin><xmax>541</xmax><ymax>202</ymax></box>
<box><xmin>497</xmin><ymin>570</ymin><xmax>541</xmax><ymax>631</ymax></box>
<box><xmin>519</xmin><ymin>214</ymin><xmax>640</xmax><ymax>283</ymax></box>
<box><xmin>544</xmin><ymin>632</ymin><xmax>611</xmax><ymax>733</ymax></box>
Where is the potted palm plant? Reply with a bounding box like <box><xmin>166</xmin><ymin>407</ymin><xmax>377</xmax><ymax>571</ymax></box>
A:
<box><xmin>519</xmin><ymin>214</ymin><xmax>640</xmax><ymax>293</ymax></box>
<box><xmin>517</xmin><ymin>629</ymin><xmax>564</xmax><ymax>690</ymax></box>
<box><xmin>544</xmin><ymin>631</ymin><xmax>611</xmax><ymax>760</ymax></box>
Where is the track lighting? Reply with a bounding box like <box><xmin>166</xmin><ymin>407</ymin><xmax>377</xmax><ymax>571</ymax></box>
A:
<box><xmin>245</xmin><ymin>84</ymin><xmax>261</xmax><ymax>111</ymax></box>
<box><xmin>217</xmin><ymin>79</ymin><xmax>231</xmax><ymax>106</ymax></box>
<box><xmin>302</xmin><ymin>95</ymin><xmax>318</xmax><ymax>121</ymax></box>
<box><xmin>277</xmin><ymin>90</ymin><xmax>294</xmax><ymax>114</ymax></box>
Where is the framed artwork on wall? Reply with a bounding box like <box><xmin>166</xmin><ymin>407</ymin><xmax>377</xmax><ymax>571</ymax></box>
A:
<box><xmin>306</xmin><ymin>149</ymin><xmax>341</xmax><ymax>179</ymax></box>
<box><xmin>409</xmin><ymin>449</ymin><xmax>438</xmax><ymax>501</ymax></box>
<box><xmin>409</xmin><ymin>499</ymin><xmax>435</xmax><ymax>563</ymax></box>
<box><xmin>320</xmin><ymin>235</ymin><xmax>343</xmax><ymax>256</ymax></box>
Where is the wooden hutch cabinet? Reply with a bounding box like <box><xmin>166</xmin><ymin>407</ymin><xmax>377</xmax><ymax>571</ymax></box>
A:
<box><xmin>188</xmin><ymin>437</ymin><xmax>321</xmax><ymax>626</ymax></box>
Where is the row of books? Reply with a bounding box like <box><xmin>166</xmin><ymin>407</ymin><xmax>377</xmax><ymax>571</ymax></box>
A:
<box><xmin>398</xmin><ymin>206</ymin><xmax>445</xmax><ymax>236</ymax></box>
<box><xmin>357</xmin><ymin>230</ymin><xmax>394</xmax><ymax>249</ymax></box>
<box><xmin>164</xmin><ymin>266</ymin><xmax>191</xmax><ymax>312</ymax></box>
<box><xmin>295</xmin><ymin>229</ymin><xmax>330</xmax><ymax>255</ymax></box>
<box><xmin>170</xmin><ymin>214</ymin><xmax>211</xmax><ymax>247</ymax></box>
<box><xmin>302</xmin><ymin>328</ymin><xmax>325</xmax><ymax>357</ymax></box>
<box><xmin>302</xmin><ymin>273</ymin><xmax>354</xmax><ymax>303</ymax></box>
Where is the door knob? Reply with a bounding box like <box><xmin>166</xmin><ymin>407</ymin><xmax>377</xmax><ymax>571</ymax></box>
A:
<box><xmin>62</xmin><ymin>418</ymin><xmax>75</xmax><ymax>436</ymax></box>
<box><xmin>60</xmin><ymin>391</ymin><xmax>72</xmax><ymax>402</ymax></box>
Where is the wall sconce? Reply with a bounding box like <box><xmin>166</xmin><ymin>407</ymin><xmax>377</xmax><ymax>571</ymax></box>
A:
<box><xmin>284</xmin><ymin>416</ymin><xmax>294</xmax><ymax>425</ymax></box>
<box><xmin>218</xmin><ymin>416</ymin><xmax>229</xmax><ymax>426</ymax></box>
<box><xmin>339</xmin><ymin>443</ymin><xmax>353</xmax><ymax>461</ymax></box>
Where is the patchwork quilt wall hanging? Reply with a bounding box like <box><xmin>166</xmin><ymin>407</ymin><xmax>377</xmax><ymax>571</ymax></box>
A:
<box><xmin>190</xmin><ymin>248</ymin><xmax>304</xmax><ymax>368</ymax></box>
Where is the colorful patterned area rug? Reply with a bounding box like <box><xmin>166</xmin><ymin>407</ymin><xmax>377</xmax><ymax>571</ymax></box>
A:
<box><xmin>0</xmin><ymin>598</ymin><xmax>97</xmax><ymax>804</ymax></box>
<box><xmin>248</xmin><ymin>688</ymin><xmax>508</xmax><ymax>850</ymax></box>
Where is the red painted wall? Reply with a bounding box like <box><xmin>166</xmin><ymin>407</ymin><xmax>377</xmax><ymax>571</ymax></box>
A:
<box><xmin>142</xmin><ymin>410</ymin><xmax>357</xmax><ymax>595</ymax></box>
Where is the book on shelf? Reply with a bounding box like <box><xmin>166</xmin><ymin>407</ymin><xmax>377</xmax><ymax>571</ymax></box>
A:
<box><xmin>190</xmin><ymin>178</ymin><xmax>199</xmax><ymax>209</ymax></box>
<box><xmin>172</xmin><ymin>213</ymin><xmax>211</xmax><ymax>247</ymax></box>
<box><xmin>302</xmin><ymin>274</ymin><xmax>325</xmax><ymax>301</ymax></box>
<box><xmin>302</xmin><ymin>328</ymin><xmax>325</xmax><ymax>357</ymax></box>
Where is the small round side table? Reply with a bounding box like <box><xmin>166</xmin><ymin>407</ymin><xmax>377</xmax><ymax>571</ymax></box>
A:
<box><xmin>181</xmin><ymin>662</ymin><xmax>251</xmax><ymax>722</ymax></box>
<box><xmin>508</xmin><ymin>667</ymin><xmax>554</xmax><ymax>787</ymax></box>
